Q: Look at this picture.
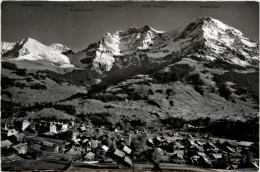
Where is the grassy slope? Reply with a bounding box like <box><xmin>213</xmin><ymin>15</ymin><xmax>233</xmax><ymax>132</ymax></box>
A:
<box><xmin>64</xmin><ymin>58</ymin><xmax>258</xmax><ymax>124</ymax></box>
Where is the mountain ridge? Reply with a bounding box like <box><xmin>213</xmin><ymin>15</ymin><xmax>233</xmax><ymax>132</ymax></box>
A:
<box><xmin>1</xmin><ymin>17</ymin><xmax>259</xmax><ymax>124</ymax></box>
<box><xmin>2</xmin><ymin>17</ymin><xmax>259</xmax><ymax>74</ymax></box>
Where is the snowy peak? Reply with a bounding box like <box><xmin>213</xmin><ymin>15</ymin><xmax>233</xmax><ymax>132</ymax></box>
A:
<box><xmin>50</xmin><ymin>43</ymin><xmax>70</xmax><ymax>53</ymax></box>
<box><xmin>2</xmin><ymin>38</ymin><xmax>73</xmax><ymax>66</ymax></box>
<box><xmin>177</xmin><ymin>17</ymin><xmax>242</xmax><ymax>40</ymax></box>
<box><xmin>174</xmin><ymin>17</ymin><xmax>259</xmax><ymax>66</ymax></box>
<box><xmin>1</xmin><ymin>42</ymin><xmax>16</xmax><ymax>55</ymax></box>
<box><xmin>87</xmin><ymin>25</ymin><xmax>167</xmax><ymax>72</ymax></box>
<box><xmin>123</xmin><ymin>25</ymin><xmax>165</xmax><ymax>35</ymax></box>
<box><xmin>77</xmin><ymin>18</ymin><xmax>259</xmax><ymax>73</ymax></box>
<box><xmin>2</xmin><ymin>17</ymin><xmax>258</xmax><ymax>73</ymax></box>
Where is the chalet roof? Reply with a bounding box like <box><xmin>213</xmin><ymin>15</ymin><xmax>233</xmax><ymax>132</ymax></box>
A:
<box><xmin>43</xmin><ymin>141</ymin><xmax>56</xmax><ymax>147</ymax></box>
<box><xmin>13</xmin><ymin>143</ymin><xmax>28</xmax><ymax>151</ymax></box>
<box><xmin>80</xmin><ymin>127</ymin><xmax>86</xmax><ymax>131</ymax></box>
<box><xmin>155</xmin><ymin>148</ymin><xmax>164</xmax><ymax>156</ymax></box>
<box><xmin>148</xmin><ymin>139</ymin><xmax>154</xmax><ymax>145</ymax></box>
<box><xmin>200</xmin><ymin>156</ymin><xmax>212</xmax><ymax>165</ymax></box>
<box><xmin>114</xmin><ymin>149</ymin><xmax>125</xmax><ymax>158</ymax></box>
<box><xmin>225</xmin><ymin>140</ymin><xmax>238</xmax><ymax>147</ymax></box>
<box><xmin>250</xmin><ymin>162</ymin><xmax>259</xmax><ymax>168</ymax></box>
<box><xmin>33</xmin><ymin>144</ymin><xmax>42</xmax><ymax>150</ymax></box>
<box><xmin>44</xmin><ymin>132</ymin><xmax>55</xmax><ymax>136</ymax></box>
<box><xmin>195</xmin><ymin>140</ymin><xmax>205</xmax><ymax>146</ymax></box>
<box><xmin>102</xmin><ymin>145</ymin><xmax>109</xmax><ymax>152</ymax></box>
<box><xmin>86</xmin><ymin>152</ymin><xmax>95</xmax><ymax>157</ymax></box>
<box><xmin>124</xmin><ymin>156</ymin><xmax>133</xmax><ymax>166</ymax></box>
<box><xmin>212</xmin><ymin>153</ymin><xmax>222</xmax><ymax>159</ymax></box>
<box><xmin>175</xmin><ymin>142</ymin><xmax>184</xmax><ymax>149</ymax></box>
<box><xmin>187</xmin><ymin>139</ymin><xmax>197</xmax><ymax>146</ymax></box>
<box><xmin>123</xmin><ymin>145</ymin><xmax>132</xmax><ymax>154</ymax></box>
<box><xmin>187</xmin><ymin>124</ymin><xmax>195</xmax><ymax>128</ymax></box>
<box><xmin>108</xmin><ymin>133</ymin><xmax>117</xmax><ymax>139</ymax></box>
<box><xmin>18</xmin><ymin>133</ymin><xmax>25</xmax><ymax>137</ymax></box>
<box><xmin>90</xmin><ymin>140</ymin><xmax>99</xmax><ymax>149</ymax></box>
<box><xmin>237</xmin><ymin>141</ymin><xmax>253</xmax><ymax>147</ymax></box>
<box><xmin>197</xmin><ymin>152</ymin><xmax>206</xmax><ymax>157</ymax></box>
<box><xmin>85</xmin><ymin>152</ymin><xmax>95</xmax><ymax>160</ymax></box>
<box><xmin>7</xmin><ymin>129</ymin><xmax>18</xmax><ymax>136</ymax></box>
<box><xmin>197</xmin><ymin>146</ymin><xmax>204</xmax><ymax>152</ymax></box>
<box><xmin>191</xmin><ymin>155</ymin><xmax>200</xmax><ymax>161</ymax></box>
<box><xmin>68</xmin><ymin>146</ymin><xmax>81</xmax><ymax>155</ymax></box>
<box><xmin>14</xmin><ymin>133</ymin><xmax>26</xmax><ymax>139</ymax></box>
<box><xmin>225</xmin><ymin>146</ymin><xmax>236</xmax><ymax>153</ymax></box>
<box><xmin>83</xmin><ymin>139</ymin><xmax>89</xmax><ymax>143</ymax></box>
<box><xmin>172</xmin><ymin>150</ymin><xmax>184</xmax><ymax>159</ymax></box>
<box><xmin>1</xmin><ymin>140</ymin><xmax>12</xmax><ymax>148</ymax></box>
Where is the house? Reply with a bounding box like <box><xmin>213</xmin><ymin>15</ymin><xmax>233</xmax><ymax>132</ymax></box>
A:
<box><xmin>171</xmin><ymin>150</ymin><xmax>184</xmax><ymax>160</ymax></box>
<box><xmin>184</xmin><ymin>139</ymin><xmax>197</xmax><ymax>148</ymax></box>
<box><xmin>222</xmin><ymin>140</ymin><xmax>238</xmax><ymax>147</ymax></box>
<box><xmin>124</xmin><ymin>156</ymin><xmax>133</xmax><ymax>166</ymax></box>
<box><xmin>79</xmin><ymin>126</ymin><xmax>86</xmax><ymax>133</ymax></box>
<box><xmin>211</xmin><ymin>153</ymin><xmax>223</xmax><ymax>160</ymax></box>
<box><xmin>102</xmin><ymin>145</ymin><xmax>109</xmax><ymax>152</ymax></box>
<box><xmin>224</xmin><ymin>146</ymin><xmax>236</xmax><ymax>153</ymax></box>
<box><xmin>123</xmin><ymin>145</ymin><xmax>132</xmax><ymax>154</ymax></box>
<box><xmin>60</xmin><ymin>124</ymin><xmax>68</xmax><ymax>132</ymax></box>
<box><xmin>43</xmin><ymin>141</ymin><xmax>56</xmax><ymax>147</ymax></box>
<box><xmin>52</xmin><ymin>145</ymin><xmax>59</xmax><ymax>153</ymax></box>
<box><xmin>14</xmin><ymin>133</ymin><xmax>25</xmax><ymax>142</ymax></box>
<box><xmin>50</xmin><ymin>123</ymin><xmax>57</xmax><ymax>133</ymax></box>
<box><xmin>191</xmin><ymin>155</ymin><xmax>200</xmax><ymax>165</ymax></box>
<box><xmin>237</xmin><ymin>141</ymin><xmax>253</xmax><ymax>148</ymax></box>
<box><xmin>72</xmin><ymin>132</ymin><xmax>79</xmax><ymax>141</ymax></box>
<box><xmin>199</xmin><ymin>156</ymin><xmax>212</xmax><ymax>168</ymax></box>
<box><xmin>67</xmin><ymin>146</ymin><xmax>82</xmax><ymax>160</ymax></box>
<box><xmin>70</xmin><ymin>121</ymin><xmax>75</xmax><ymax>127</ymax></box>
<box><xmin>114</xmin><ymin>149</ymin><xmax>125</xmax><ymax>158</ymax></box>
<box><xmin>43</xmin><ymin>132</ymin><xmax>55</xmax><ymax>137</ymax></box>
<box><xmin>12</xmin><ymin>143</ymin><xmax>28</xmax><ymax>154</ymax></box>
<box><xmin>67</xmin><ymin>146</ymin><xmax>81</xmax><ymax>155</ymax></box>
<box><xmin>90</xmin><ymin>139</ymin><xmax>99</xmax><ymax>149</ymax></box>
<box><xmin>147</xmin><ymin>139</ymin><xmax>154</xmax><ymax>147</ymax></box>
<box><xmin>175</xmin><ymin>141</ymin><xmax>185</xmax><ymax>150</ymax></box>
<box><xmin>197</xmin><ymin>152</ymin><xmax>206</xmax><ymax>157</ymax></box>
<box><xmin>7</xmin><ymin>129</ymin><xmax>18</xmax><ymax>137</ymax></box>
<box><xmin>197</xmin><ymin>146</ymin><xmax>204</xmax><ymax>152</ymax></box>
<box><xmin>1</xmin><ymin>140</ymin><xmax>13</xmax><ymax>149</ymax></box>
<box><xmin>32</xmin><ymin>144</ymin><xmax>42</xmax><ymax>151</ymax></box>
<box><xmin>203</xmin><ymin>142</ymin><xmax>216</xmax><ymax>149</ymax></box>
<box><xmin>22</xmin><ymin>120</ymin><xmax>30</xmax><ymax>131</ymax></box>
<box><xmin>1</xmin><ymin>140</ymin><xmax>14</xmax><ymax>156</ymax></box>
<box><xmin>84</xmin><ymin>152</ymin><xmax>95</xmax><ymax>161</ymax></box>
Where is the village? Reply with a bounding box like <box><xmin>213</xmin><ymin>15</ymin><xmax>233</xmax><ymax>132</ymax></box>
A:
<box><xmin>1</xmin><ymin>116</ymin><xmax>259</xmax><ymax>171</ymax></box>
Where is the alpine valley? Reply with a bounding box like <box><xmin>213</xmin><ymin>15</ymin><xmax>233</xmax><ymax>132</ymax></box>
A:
<box><xmin>2</xmin><ymin>17</ymin><xmax>259</xmax><ymax>129</ymax></box>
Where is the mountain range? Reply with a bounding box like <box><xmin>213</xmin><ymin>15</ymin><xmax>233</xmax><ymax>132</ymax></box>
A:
<box><xmin>1</xmin><ymin>17</ymin><xmax>259</xmax><ymax>124</ymax></box>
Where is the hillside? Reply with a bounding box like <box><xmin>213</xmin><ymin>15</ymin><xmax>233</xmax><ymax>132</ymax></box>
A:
<box><xmin>1</xmin><ymin>17</ymin><xmax>259</xmax><ymax>125</ymax></box>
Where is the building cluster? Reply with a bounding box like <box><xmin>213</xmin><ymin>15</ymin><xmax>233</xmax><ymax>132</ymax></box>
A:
<box><xmin>146</xmin><ymin>134</ymin><xmax>258</xmax><ymax>169</ymax></box>
<box><xmin>1</xmin><ymin>118</ymin><xmax>259</xmax><ymax>170</ymax></box>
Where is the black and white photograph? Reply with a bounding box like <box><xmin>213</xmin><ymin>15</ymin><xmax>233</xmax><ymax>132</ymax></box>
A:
<box><xmin>1</xmin><ymin>1</ymin><xmax>259</xmax><ymax>171</ymax></box>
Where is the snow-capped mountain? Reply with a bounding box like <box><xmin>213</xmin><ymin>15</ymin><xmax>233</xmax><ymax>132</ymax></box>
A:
<box><xmin>2</xmin><ymin>38</ymin><xmax>72</xmax><ymax>67</ymax></box>
<box><xmin>74</xmin><ymin>25</ymin><xmax>171</xmax><ymax>72</ymax></box>
<box><xmin>2</xmin><ymin>42</ymin><xmax>16</xmax><ymax>55</ymax></box>
<box><xmin>1</xmin><ymin>17</ymin><xmax>259</xmax><ymax>73</ymax></box>
<box><xmin>74</xmin><ymin>17</ymin><xmax>258</xmax><ymax>73</ymax></box>
<box><xmin>1</xmin><ymin>17</ymin><xmax>259</xmax><ymax>125</ymax></box>
<box><xmin>173</xmin><ymin>17</ymin><xmax>259</xmax><ymax>66</ymax></box>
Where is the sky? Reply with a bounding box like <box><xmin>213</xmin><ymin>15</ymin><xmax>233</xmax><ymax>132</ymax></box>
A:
<box><xmin>1</xmin><ymin>1</ymin><xmax>259</xmax><ymax>52</ymax></box>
